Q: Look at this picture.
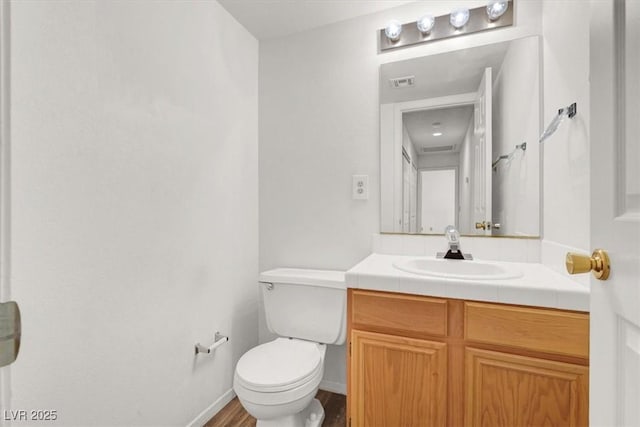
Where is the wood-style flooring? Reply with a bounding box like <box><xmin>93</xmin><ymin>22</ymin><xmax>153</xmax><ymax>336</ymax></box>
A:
<box><xmin>204</xmin><ymin>390</ymin><xmax>346</xmax><ymax>427</ymax></box>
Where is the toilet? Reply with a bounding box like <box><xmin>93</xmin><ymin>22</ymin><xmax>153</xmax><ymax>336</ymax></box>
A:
<box><xmin>233</xmin><ymin>268</ymin><xmax>346</xmax><ymax>427</ymax></box>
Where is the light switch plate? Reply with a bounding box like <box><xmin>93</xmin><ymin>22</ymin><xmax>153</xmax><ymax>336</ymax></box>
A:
<box><xmin>352</xmin><ymin>175</ymin><xmax>369</xmax><ymax>200</ymax></box>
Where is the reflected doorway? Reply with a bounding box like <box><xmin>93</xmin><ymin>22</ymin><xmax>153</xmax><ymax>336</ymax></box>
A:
<box><xmin>418</xmin><ymin>168</ymin><xmax>458</xmax><ymax>234</ymax></box>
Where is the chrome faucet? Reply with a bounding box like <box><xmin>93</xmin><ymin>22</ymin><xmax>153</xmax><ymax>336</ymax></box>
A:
<box><xmin>437</xmin><ymin>225</ymin><xmax>473</xmax><ymax>260</ymax></box>
<box><xmin>445</xmin><ymin>225</ymin><xmax>460</xmax><ymax>252</ymax></box>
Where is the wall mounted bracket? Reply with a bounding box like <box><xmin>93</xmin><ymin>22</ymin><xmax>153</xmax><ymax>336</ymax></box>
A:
<box><xmin>195</xmin><ymin>332</ymin><xmax>228</xmax><ymax>355</ymax></box>
<box><xmin>539</xmin><ymin>102</ymin><xmax>577</xmax><ymax>143</ymax></box>
<box><xmin>492</xmin><ymin>142</ymin><xmax>527</xmax><ymax>171</ymax></box>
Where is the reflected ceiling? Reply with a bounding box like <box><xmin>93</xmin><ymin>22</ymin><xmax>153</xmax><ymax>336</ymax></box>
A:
<box><xmin>404</xmin><ymin>105</ymin><xmax>474</xmax><ymax>151</ymax></box>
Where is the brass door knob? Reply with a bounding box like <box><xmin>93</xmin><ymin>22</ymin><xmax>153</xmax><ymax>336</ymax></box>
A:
<box><xmin>475</xmin><ymin>221</ymin><xmax>488</xmax><ymax>230</ymax></box>
<box><xmin>566</xmin><ymin>249</ymin><xmax>611</xmax><ymax>280</ymax></box>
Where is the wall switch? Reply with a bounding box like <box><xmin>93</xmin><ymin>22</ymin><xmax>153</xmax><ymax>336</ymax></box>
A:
<box><xmin>352</xmin><ymin>175</ymin><xmax>369</xmax><ymax>200</ymax></box>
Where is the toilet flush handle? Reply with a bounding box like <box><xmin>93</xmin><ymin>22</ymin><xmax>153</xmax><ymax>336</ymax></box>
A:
<box><xmin>259</xmin><ymin>281</ymin><xmax>274</xmax><ymax>291</ymax></box>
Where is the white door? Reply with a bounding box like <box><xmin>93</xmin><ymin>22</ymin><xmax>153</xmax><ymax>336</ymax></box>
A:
<box><xmin>419</xmin><ymin>168</ymin><xmax>456</xmax><ymax>234</ymax></box>
<box><xmin>0</xmin><ymin>0</ymin><xmax>14</xmax><ymax>421</ymax></box>
<box><xmin>402</xmin><ymin>155</ymin><xmax>410</xmax><ymax>233</ymax></box>
<box><xmin>472</xmin><ymin>67</ymin><xmax>492</xmax><ymax>235</ymax></box>
<box><xmin>589</xmin><ymin>1</ymin><xmax>640</xmax><ymax>425</ymax></box>
<box><xmin>409</xmin><ymin>164</ymin><xmax>417</xmax><ymax>233</ymax></box>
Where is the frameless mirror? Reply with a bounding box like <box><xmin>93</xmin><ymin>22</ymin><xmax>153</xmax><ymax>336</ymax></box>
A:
<box><xmin>380</xmin><ymin>36</ymin><xmax>541</xmax><ymax>237</ymax></box>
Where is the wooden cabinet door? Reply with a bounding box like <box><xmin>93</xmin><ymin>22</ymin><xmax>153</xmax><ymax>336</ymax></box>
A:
<box><xmin>465</xmin><ymin>347</ymin><xmax>589</xmax><ymax>427</ymax></box>
<box><xmin>350</xmin><ymin>330</ymin><xmax>447</xmax><ymax>427</ymax></box>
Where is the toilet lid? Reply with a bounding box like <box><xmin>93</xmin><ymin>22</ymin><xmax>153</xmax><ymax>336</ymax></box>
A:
<box><xmin>235</xmin><ymin>338</ymin><xmax>322</xmax><ymax>392</ymax></box>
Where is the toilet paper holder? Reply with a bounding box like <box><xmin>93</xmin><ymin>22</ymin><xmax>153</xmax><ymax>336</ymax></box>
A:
<box><xmin>195</xmin><ymin>332</ymin><xmax>229</xmax><ymax>355</ymax></box>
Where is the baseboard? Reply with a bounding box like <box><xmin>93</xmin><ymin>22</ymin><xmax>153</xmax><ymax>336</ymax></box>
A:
<box><xmin>319</xmin><ymin>380</ymin><xmax>346</xmax><ymax>395</ymax></box>
<box><xmin>186</xmin><ymin>388</ymin><xmax>236</xmax><ymax>427</ymax></box>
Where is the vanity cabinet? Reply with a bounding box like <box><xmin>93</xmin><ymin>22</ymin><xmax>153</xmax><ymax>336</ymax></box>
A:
<box><xmin>347</xmin><ymin>289</ymin><xmax>590</xmax><ymax>427</ymax></box>
<box><xmin>351</xmin><ymin>330</ymin><xmax>446</xmax><ymax>426</ymax></box>
<box><xmin>465</xmin><ymin>347</ymin><xmax>588</xmax><ymax>426</ymax></box>
<box><xmin>348</xmin><ymin>291</ymin><xmax>449</xmax><ymax>426</ymax></box>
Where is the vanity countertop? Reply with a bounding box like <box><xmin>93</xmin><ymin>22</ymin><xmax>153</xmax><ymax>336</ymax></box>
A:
<box><xmin>345</xmin><ymin>253</ymin><xmax>589</xmax><ymax>312</ymax></box>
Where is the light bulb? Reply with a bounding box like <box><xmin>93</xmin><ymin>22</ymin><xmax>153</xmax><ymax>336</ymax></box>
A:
<box><xmin>486</xmin><ymin>0</ymin><xmax>508</xmax><ymax>20</ymax></box>
<box><xmin>384</xmin><ymin>20</ymin><xmax>402</xmax><ymax>42</ymax></box>
<box><xmin>450</xmin><ymin>7</ymin><xmax>470</xmax><ymax>29</ymax></box>
<box><xmin>416</xmin><ymin>14</ymin><xmax>435</xmax><ymax>34</ymax></box>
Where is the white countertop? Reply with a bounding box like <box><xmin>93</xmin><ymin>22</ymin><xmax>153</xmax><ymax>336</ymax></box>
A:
<box><xmin>346</xmin><ymin>253</ymin><xmax>590</xmax><ymax>312</ymax></box>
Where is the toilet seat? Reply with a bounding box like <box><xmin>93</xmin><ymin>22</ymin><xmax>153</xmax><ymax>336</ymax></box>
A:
<box><xmin>235</xmin><ymin>338</ymin><xmax>324</xmax><ymax>393</ymax></box>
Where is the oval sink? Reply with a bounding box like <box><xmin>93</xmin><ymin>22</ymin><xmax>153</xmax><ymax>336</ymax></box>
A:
<box><xmin>393</xmin><ymin>257</ymin><xmax>522</xmax><ymax>280</ymax></box>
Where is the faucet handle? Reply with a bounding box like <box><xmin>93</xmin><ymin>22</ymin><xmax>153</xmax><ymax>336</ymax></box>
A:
<box><xmin>439</xmin><ymin>225</ymin><xmax>473</xmax><ymax>260</ymax></box>
<box><xmin>444</xmin><ymin>225</ymin><xmax>460</xmax><ymax>243</ymax></box>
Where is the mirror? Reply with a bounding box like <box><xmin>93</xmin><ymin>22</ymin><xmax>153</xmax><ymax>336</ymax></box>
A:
<box><xmin>380</xmin><ymin>36</ymin><xmax>541</xmax><ymax>237</ymax></box>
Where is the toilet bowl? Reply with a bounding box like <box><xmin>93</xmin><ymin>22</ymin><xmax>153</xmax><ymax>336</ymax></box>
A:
<box><xmin>232</xmin><ymin>268</ymin><xmax>346</xmax><ymax>427</ymax></box>
<box><xmin>234</xmin><ymin>338</ymin><xmax>326</xmax><ymax>427</ymax></box>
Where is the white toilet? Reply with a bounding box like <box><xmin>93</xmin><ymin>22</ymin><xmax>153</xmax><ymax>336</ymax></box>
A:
<box><xmin>233</xmin><ymin>268</ymin><xmax>346</xmax><ymax>427</ymax></box>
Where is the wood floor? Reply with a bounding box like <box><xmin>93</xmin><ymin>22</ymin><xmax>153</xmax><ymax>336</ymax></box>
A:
<box><xmin>204</xmin><ymin>390</ymin><xmax>346</xmax><ymax>427</ymax></box>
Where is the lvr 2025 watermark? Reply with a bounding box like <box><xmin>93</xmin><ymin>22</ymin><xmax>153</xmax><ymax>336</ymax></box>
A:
<box><xmin>3</xmin><ymin>410</ymin><xmax>58</xmax><ymax>421</ymax></box>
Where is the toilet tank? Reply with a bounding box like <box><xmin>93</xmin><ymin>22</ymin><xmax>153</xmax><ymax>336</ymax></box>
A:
<box><xmin>259</xmin><ymin>268</ymin><xmax>346</xmax><ymax>345</ymax></box>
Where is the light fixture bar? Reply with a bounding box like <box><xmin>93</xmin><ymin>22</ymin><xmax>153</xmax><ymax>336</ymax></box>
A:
<box><xmin>379</xmin><ymin>1</ymin><xmax>513</xmax><ymax>52</ymax></box>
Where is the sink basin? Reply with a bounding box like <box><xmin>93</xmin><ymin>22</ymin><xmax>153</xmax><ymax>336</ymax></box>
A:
<box><xmin>393</xmin><ymin>257</ymin><xmax>523</xmax><ymax>280</ymax></box>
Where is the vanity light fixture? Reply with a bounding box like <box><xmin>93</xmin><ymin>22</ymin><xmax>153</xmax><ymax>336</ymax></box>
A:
<box><xmin>379</xmin><ymin>0</ymin><xmax>513</xmax><ymax>52</ymax></box>
<box><xmin>417</xmin><ymin>14</ymin><xmax>435</xmax><ymax>34</ymax></box>
<box><xmin>486</xmin><ymin>0</ymin><xmax>509</xmax><ymax>20</ymax></box>
<box><xmin>384</xmin><ymin>20</ymin><xmax>403</xmax><ymax>42</ymax></box>
<box><xmin>432</xmin><ymin>132</ymin><xmax>443</xmax><ymax>137</ymax></box>
<box><xmin>450</xmin><ymin>7</ymin><xmax>470</xmax><ymax>29</ymax></box>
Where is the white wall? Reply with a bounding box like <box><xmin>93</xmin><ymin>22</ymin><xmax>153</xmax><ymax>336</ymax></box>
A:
<box><xmin>540</xmin><ymin>0</ymin><xmax>591</xmax><ymax>274</ymax></box>
<box><xmin>492</xmin><ymin>36</ymin><xmax>541</xmax><ymax>236</ymax></box>
<box><xmin>259</xmin><ymin>0</ymin><xmax>542</xmax><ymax>395</ymax></box>
<box><xmin>10</xmin><ymin>1</ymin><xmax>258</xmax><ymax>425</ymax></box>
